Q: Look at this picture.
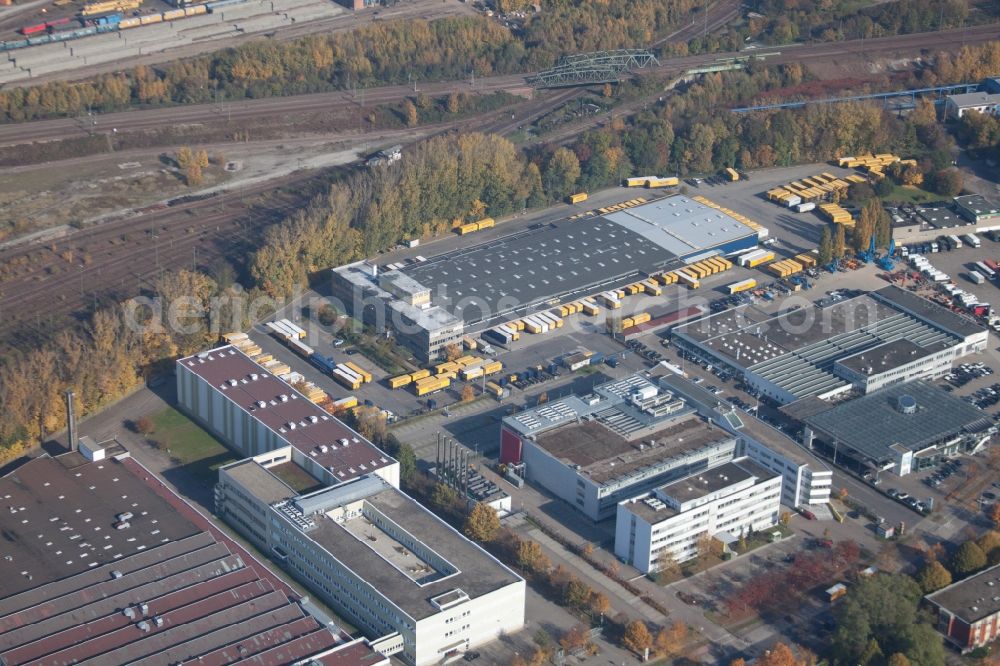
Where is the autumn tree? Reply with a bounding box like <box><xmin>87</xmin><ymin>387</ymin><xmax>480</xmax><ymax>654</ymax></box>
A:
<box><xmin>833</xmin><ymin>223</ymin><xmax>847</xmax><ymax>259</ymax></box>
<box><xmin>563</xmin><ymin>578</ymin><xmax>591</xmax><ymax>609</ymax></box>
<box><xmin>588</xmin><ymin>591</ymin><xmax>610</xmax><ymax>617</ymax></box>
<box><xmin>621</xmin><ymin>620</ymin><xmax>653</xmax><ymax>656</ymax></box>
<box><xmin>818</xmin><ymin>225</ymin><xmax>833</xmax><ymax>266</ymax></box>
<box><xmin>654</xmin><ymin>622</ymin><xmax>688</xmax><ymax>659</ymax></box>
<box><xmin>544</xmin><ymin>147</ymin><xmax>581</xmax><ymax>200</ymax></box>
<box><xmin>655</xmin><ymin>548</ymin><xmax>680</xmax><ymax>582</ymax></box>
<box><xmin>460</xmin><ymin>385</ymin><xmax>475</xmax><ymax>402</ymax></box>
<box><xmin>988</xmin><ymin>504</ymin><xmax>1000</xmax><ymax>531</ymax></box>
<box><xmin>352</xmin><ymin>406</ymin><xmax>388</xmax><ymax>445</ymax></box>
<box><xmin>516</xmin><ymin>539</ymin><xmax>550</xmax><ymax>575</ymax></box>
<box><xmin>444</xmin><ymin>343</ymin><xmax>462</xmax><ymax>361</ymax></box>
<box><xmin>953</xmin><ymin>540</ymin><xmax>987</xmax><ymax>576</ymax></box>
<box><xmin>133</xmin><ymin>416</ymin><xmax>155</xmax><ymax>435</ymax></box>
<box><xmin>404</xmin><ymin>99</ymin><xmax>418</xmax><ymax>127</ymax></box>
<box><xmin>446</xmin><ymin>92</ymin><xmax>461</xmax><ymax>114</ymax></box>
<box><xmin>463</xmin><ymin>502</ymin><xmax>500</xmax><ymax>542</ymax></box>
<box><xmin>852</xmin><ymin>200</ymin><xmax>876</xmax><ymax>253</ymax></box>
<box><xmin>887</xmin><ymin>654</ymin><xmax>911</xmax><ymax>666</ymax></box>
<box><xmin>559</xmin><ymin>624</ymin><xmax>587</xmax><ymax>652</ymax></box>
<box><xmin>916</xmin><ymin>560</ymin><xmax>952</xmax><ymax>593</ymax></box>
<box><xmin>758</xmin><ymin>642</ymin><xmax>804</xmax><ymax>666</ymax></box>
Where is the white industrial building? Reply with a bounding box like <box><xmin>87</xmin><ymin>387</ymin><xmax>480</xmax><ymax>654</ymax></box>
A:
<box><xmin>657</xmin><ymin>374</ymin><xmax>833</xmax><ymax>508</ymax></box>
<box><xmin>217</xmin><ymin>453</ymin><xmax>525</xmax><ymax>666</ymax></box>
<box><xmin>672</xmin><ymin>286</ymin><xmax>988</xmax><ymax>405</ymax></box>
<box><xmin>177</xmin><ymin>345</ymin><xmax>399</xmax><ymax>489</ymax></box>
<box><xmin>945</xmin><ymin>91</ymin><xmax>1000</xmax><ymax>119</ymax></box>
<box><xmin>615</xmin><ymin>458</ymin><xmax>783</xmax><ymax>571</ymax></box>
<box><xmin>500</xmin><ymin>373</ymin><xmax>830</xmax><ymax>522</ymax></box>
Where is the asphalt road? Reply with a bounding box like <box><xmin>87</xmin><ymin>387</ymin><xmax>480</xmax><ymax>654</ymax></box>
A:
<box><xmin>2</xmin><ymin>24</ymin><xmax>997</xmax><ymax>148</ymax></box>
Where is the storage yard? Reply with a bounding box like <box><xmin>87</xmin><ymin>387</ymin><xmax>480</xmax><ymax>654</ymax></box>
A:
<box><xmin>0</xmin><ymin>0</ymin><xmax>345</xmax><ymax>83</ymax></box>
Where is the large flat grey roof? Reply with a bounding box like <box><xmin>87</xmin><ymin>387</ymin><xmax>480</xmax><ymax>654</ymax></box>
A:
<box><xmin>803</xmin><ymin>381</ymin><xmax>993</xmax><ymax>464</ymax></box>
<box><xmin>675</xmin><ymin>288</ymin><xmax>974</xmax><ymax>401</ymax></box>
<box><xmin>307</xmin><ymin>483</ymin><xmax>522</xmax><ymax>621</ymax></box>
<box><xmin>400</xmin><ymin>216</ymin><xmax>676</xmax><ymax>325</ymax></box>
<box><xmin>836</xmin><ymin>338</ymin><xmax>945</xmax><ymax>376</ymax></box>
<box><xmin>604</xmin><ymin>195</ymin><xmax>756</xmax><ymax>257</ymax></box>
<box><xmin>398</xmin><ymin>195</ymin><xmax>759</xmax><ymax>326</ymax></box>
<box><xmin>926</xmin><ymin>563</ymin><xmax>1000</xmax><ymax>625</ymax></box>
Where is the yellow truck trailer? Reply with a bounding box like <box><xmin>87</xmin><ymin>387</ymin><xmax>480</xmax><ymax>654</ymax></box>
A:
<box><xmin>415</xmin><ymin>376</ymin><xmax>450</xmax><ymax>396</ymax></box>
<box><xmin>343</xmin><ymin>361</ymin><xmax>372</xmax><ymax>384</ymax></box>
<box><xmin>725</xmin><ymin>167</ymin><xmax>740</xmax><ymax>182</ymax></box>
<box><xmin>647</xmin><ymin>176</ymin><xmax>679</xmax><ymax>188</ymax></box>
<box><xmin>389</xmin><ymin>374</ymin><xmax>412</xmax><ymax>389</ymax></box>
<box><xmin>727</xmin><ymin>278</ymin><xmax>757</xmax><ymax>294</ymax></box>
<box><xmin>483</xmin><ymin>361</ymin><xmax>503</xmax><ymax>375</ymax></box>
<box><xmin>582</xmin><ymin>302</ymin><xmax>601</xmax><ymax>316</ymax></box>
<box><xmin>410</xmin><ymin>368</ymin><xmax>431</xmax><ymax>381</ymax></box>
<box><xmin>476</xmin><ymin>217</ymin><xmax>495</xmax><ymax>230</ymax></box>
<box><xmin>567</xmin><ymin>192</ymin><xmax>588</xmax><ymax>204</ymax></box>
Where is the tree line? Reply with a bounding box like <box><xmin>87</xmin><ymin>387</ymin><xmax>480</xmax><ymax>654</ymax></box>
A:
<box><xmin>0</xmin><ymin>0</ymin><xmax>704</xmax><ymax>124</ymax></box>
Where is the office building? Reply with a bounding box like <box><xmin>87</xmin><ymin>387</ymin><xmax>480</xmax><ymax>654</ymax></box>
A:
<box><xmin>216</xmin><ymin>452</ymin><xmax>525</xmax><ymax>665</ymax></box>
<box><xmin>615</xmin><ymin>458</ymin><xmax>782</xmax><ymax>571</ymax></box>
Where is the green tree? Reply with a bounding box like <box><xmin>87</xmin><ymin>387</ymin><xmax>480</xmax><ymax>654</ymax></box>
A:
<box><xmin>952</xmin><ymin>540</ymin><xmax>987</xmax><ymax>576</ymax></box>
<box><xmin>562</xmin><ymin>578</ymin><xmax>591</xmax><ymax>609</ymax></box>
<box><xmin>395</xmin><ymin>442</ymin><xmax>417</xmax><ymax>486</ymax></box>
<box><xmin>916</xmin><ymin>559</ymin><xmax>952</xmax><ymax>593</ymax></box>
<box><xmin>431</xmin><ymin>482</ymin><xmax>458</xmax><ymax>511</ymax></box>
<box><xmin>818</xmin><ymin>225</ymin><xmax>833</xmax><ymax>266</ymax></box>
<box><xmin>831</xmin><ymin>574</ymin><xmax>944</xmax><ymax>665</ymax></box>
<box><xmin>463</xmin><ymin>502</ymin><xmax>500</xmax><ymax>542</ymax></box>
<box><xmin>543</xmin><ymin>147</ymin><xmax>581</xmax><ymax>201</ymax></box>
<box><xmin>930</xmin><ymin>168</ymin><xmax>963</xmax><ymax>197</ymax></box>
<box><xmin>859</xmin><ymin>637</ymin><xmax>883</xmax><ymax>665</ymax></box>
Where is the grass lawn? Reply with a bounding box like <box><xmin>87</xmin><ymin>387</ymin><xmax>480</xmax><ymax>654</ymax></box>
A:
<box><xmin>880</xmin><ymin>183</ymin><xmax>942</xmax><ymax>205</ymax></box>
<box><xmin>149</xmin><ymin>406</ymin><xmax>235</xmax><ymax>482</ymax></box>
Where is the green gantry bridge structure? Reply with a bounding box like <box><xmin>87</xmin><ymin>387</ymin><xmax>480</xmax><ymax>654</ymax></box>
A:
<box><xmin>527</xmin><ymin>49</ymin><xmax>660</xmax><ymax>88</ymax></box>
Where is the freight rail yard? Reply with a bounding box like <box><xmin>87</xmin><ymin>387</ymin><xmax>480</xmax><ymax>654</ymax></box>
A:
<box><xmin>0</xmin><ymin>0</ymin><xmax>344</xmax><ymax>83</ymax></box>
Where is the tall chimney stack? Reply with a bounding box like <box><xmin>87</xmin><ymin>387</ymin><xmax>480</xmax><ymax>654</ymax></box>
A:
<box><xmin>65</xmin><ymin>390</ymin><xmax>77</xmax><ymax>453</ymax></box>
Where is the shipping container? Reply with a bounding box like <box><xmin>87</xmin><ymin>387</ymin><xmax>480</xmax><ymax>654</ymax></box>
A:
<box><xmin>332</xmin><ymin>396</ymin><xmax>358</xmax><ymax>412</ymax></box>
<box><xmin>279</xmin><ymin>318</ymin><xmax>306</xmax><ymax>339</ymax></box>
<box><xmin>410</xmin><ymin>368</ymin><xmax>431</xmax><ymax>381</ymax></box>
<box><xmin>483</xmin><ymin>361</ymin><xmax>503</xmax><ymax>375</ymax></box>
<box><xmin>485</xmin><ymin>381</ymin><xmax>505</xmax><ymax>397</ymax></box>
<box><xmin>476</xmin><ymin>217</ymin><xmax>495</xmax><ymax>230</ymax></box>
<box><xmin>484</xmin><ymin>328</ymin><xmax>514</xmax><ymax>345</ymax></box>
<box><xmin>643</xmin><ymin>280</ymin><xmax>662</xmax><ymax>296</ymax></box>
<box><xmin>948</xmin><ymin>234</ymin><xmax>963</xmax><ymax>249</ymax></box>
<box><xmin>389</xmin><ymin>374</ymin><xmax>412</xmax><ymax>389</ymax></box>
<box><xmin>461</xmin><ymin>366</ymin><xmax>484</xmax><ymax>381</ymax></box>
<box><xmin>968</xmin><ymin>271</ymin><xmax>986</xmax><ymax>285</ymax></box>
<box><xmin>567</xmin><ymin>192</ymin><xmax>588</xmax><ymax>204</ymax></box>
<box><xmin>727</xmin><ymin>278</ymin><xmax>757</xmax><ymax>294</ymax></box>
<box><xmin>725</xmin><ymin>167</ymin><xmax>740</xmax><ymax>182</ymax></box>
<box><xmin>287</xmin><ymin>338</ymin><xmax>314</xmax><ymax>359</ymax></box>
<box><xmin>676</xmin><ymin>271</ymin><xmax>700</xmax><ymax>289</ymax></box>
<box><xmin>795</xmin><ymin>202</ymin><xmax>816</xmax><ymax>213</ymax></box>
<box><xmin>581</xmin><ymin>302</ymin><xmax>601</xmax><ymax>316</ymax></box>
<box><xmin>332</xmin><ymin>368</ymin><xmax>362</xmax><ymax>390</ymax></box>
<box><xmin>646</xmin><ymin>176</ymin><xmax>679</xmax><ymax>188</ymax></box>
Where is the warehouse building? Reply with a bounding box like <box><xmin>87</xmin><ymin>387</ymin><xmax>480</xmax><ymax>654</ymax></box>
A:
<box><xmin>800</xmin><ymin>380</ymin><xmax>995</xmax><ymax>476</ymax></box>
<box><xmin>332</xmin><ymin>195</ymin><xmax>765</xmax><ymax>360</ymax></box>
<box><xmin>500</xmin><ymin>373</ymin><xmax>830</xmax><ymax>522</ymax></box>
<box><xmin>672</xmin><ymin>286</ymin><xmax>988</xmax><ymax>404</ymax></box>
<box><xmin>925</xmin><ymin>563</ymin><xmax>1000</xmax><ymax>652</ymax></box>
<box><xmin>216</xmin><ymin>453</ymin><xmax>525</xmax><ymax>665</ymax></box>
<box><xmin>177</xmin><ymin>346</ymin><xmax>400</xmax><ymax>489</ymax></box>
<box><xmin>955</xmin><ymin>194</ymin><xmax>1000</xmax><ymax>226</ymax></box>
<box><xmin>0</xmin><ymin>453</ymin><xmax>387</xmax><ymax>666</ymax></box>
<box><xmin>615</xmin><ymin>458</ymin><xmax>782</xmax><ymax>571</ymax></box>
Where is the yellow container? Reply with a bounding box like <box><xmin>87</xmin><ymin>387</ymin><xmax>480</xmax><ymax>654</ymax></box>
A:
<box><xmin>389</xmin><ymin>374</ymin><xmax>412</xmax><ymax>389</ymax></box>
<box><xmin>410</xmin><ymin>368</ymin><xmax>431</xmax><ymax>381</ymax></box>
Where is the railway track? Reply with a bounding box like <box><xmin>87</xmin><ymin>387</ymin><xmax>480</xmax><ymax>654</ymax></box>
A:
<box><xmin>2</xmin><ymin>24</ymin><xmax>997</xmax><ymax>148</ymax></box>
